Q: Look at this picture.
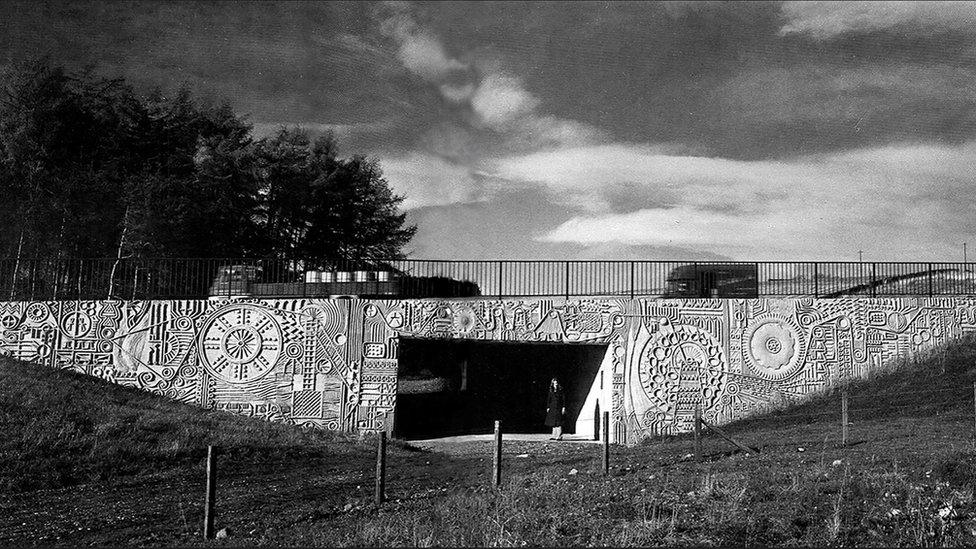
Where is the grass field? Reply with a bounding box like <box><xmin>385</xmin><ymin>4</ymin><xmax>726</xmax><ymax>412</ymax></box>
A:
<box><xmin>4</xmin><ymin>337</ymin><xmax>976</xmax><ymax>546</ymax></box>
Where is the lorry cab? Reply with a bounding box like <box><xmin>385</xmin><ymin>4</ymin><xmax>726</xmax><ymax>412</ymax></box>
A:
<box><xmin>208</xmin><ymin>265</ymin><xmax>262</xmax><ymax>299</ymax></box>
<box><xmin>663</xmin><ymin>263</ymin><xmax>759</xmax><ymax>298</ymax></box>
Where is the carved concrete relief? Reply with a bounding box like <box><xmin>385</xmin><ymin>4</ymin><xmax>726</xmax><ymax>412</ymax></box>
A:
<box><xmin>2</xmin><ymin>296</ymin><xmax>973</xmax><ymax>444</ymax></box>
<box><xmin>365</xmin><ymin>298</ymin><xmax>626</xmax><ymax>344</ymax></box>
<box><xmin>0</xmin><ymin>297</ymin><xmax>630</xmax><ymax>436</ymax></box>
<box><xmin>625</xmin><ymin>297</ymin><xmax>976</xmax><ymax>439</ymax></box>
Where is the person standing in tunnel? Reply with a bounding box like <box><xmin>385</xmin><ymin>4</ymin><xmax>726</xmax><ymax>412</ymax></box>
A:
<box><xmin>545</xmin><ymin>377</ymin><xmax>566</xmax><ymax>440</ymax></box>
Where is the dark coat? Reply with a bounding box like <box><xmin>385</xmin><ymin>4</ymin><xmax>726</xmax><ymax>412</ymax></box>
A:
<box><xmin>545</xmin><ymin>386</ymin><xmax>565</xmax><ymax>427</ymax></box>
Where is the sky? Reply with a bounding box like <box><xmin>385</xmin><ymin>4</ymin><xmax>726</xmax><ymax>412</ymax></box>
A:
<box><xmin>3</xmin><ymin>0</ymin><xmax>976</xmax><ymax>261</ymax></box>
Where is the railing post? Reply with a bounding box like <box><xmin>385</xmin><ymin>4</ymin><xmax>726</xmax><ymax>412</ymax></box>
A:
<box><xmin>813</xmin><ymin>262</ymin><xmax>819</xmax><ymax>297</ymax></box>
<box><xmin>928</xmin><ymin>263</ymin><xmax>933</xmax><ymax>297</ymax></box>
<box><xmin>564</xmin><ymin>261</ymin><xmax>570</xmax><ymax>300</ymax></box>
<box><xmin>56</xmin><ymin>258</ymin><xmax>63</xmax><ymax>301</ymax></box>
<box><xmin>75</xmin><ymin>258</ymin><xmax>83</xmax><ymax>300</ymax></box>
<box><xmin>630</xmin><ymin>261</ymin><xmax>635</xmax><ymax>299</ymax></box>
<box><xmin>871</xmin><ymin>262</ymin><xmax>877</xmax><ymax>297</ymax></box>
<box><xmin>497</xmin><ymin>261</ymin><xmax>504</xmax><ymax>300</ymax></box>
<box><xmin>28</xmin><ymin>259</ymin><xmax>35</xmax><ymax>301</ymax></box>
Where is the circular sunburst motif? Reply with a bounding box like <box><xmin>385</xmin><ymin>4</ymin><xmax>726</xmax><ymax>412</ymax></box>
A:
<box><xmin>25</xmin><ymin>303</ymin><xmax>49</xmax><ymax>323</ymax></box>
<box><xmin>221</xmin><ymin>326</ymin><xmax>262</xmax><ymax>363</ymax></box>
<box><xmin>743</xmin><ymin>316</ymin><xmax>805</xmax><ymax>380</ymax></box>
<box><xmin>198</xmin><ymin>304</ymin><xmax>282</xmax><ymax>384</ymax></box>
<box><xmin>453</xmin><ymin>305</ymin><xmax>478</xmax><ymax>334</ymax></box>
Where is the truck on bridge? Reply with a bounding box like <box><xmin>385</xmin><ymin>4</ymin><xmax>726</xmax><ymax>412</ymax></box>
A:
<box><xmin>663</xmin><ymin>263</ymin><xmax>760</xmax><ymax>298</ymax></box>
<box><xmin>207</xmin><ymin>263</ymin><xmax>481</xmax><ymax>300</ymax></box>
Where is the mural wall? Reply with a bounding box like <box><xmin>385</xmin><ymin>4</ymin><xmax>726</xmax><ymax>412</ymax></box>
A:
<box><xmin>0</xmin><ymin>298</ymin><xmax>627</xmax><ymax>436</ymax></box>
<box><xmin>624</xmin><ymin>297</ymin><xmax>976</xmax><ymax>440</ymax></box>
<box><xmin>0</xmin><ymin>296</ymin><xmax>973</xmax><ymax>444</ymax></box>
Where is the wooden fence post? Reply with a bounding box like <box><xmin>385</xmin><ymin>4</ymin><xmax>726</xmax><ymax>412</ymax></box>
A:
<box><xmin>694</xmin><ymin>405</ymin><xmax>702</xmax><ymax>462</ymax></box>
<box><xmin>602</xmin><ymin>411</ymin><xmax>610</xmax><ymax>476</ymax></box>
<box><xmin>841</xmin><ymin>388</ymin><xmax>849</xmax><ymax>447</ymax></box>
<box><xmin>593</xmin><ymin>402</ymin><xmax>600</xmax><ymax>441</ymax></box>
<box><xmin>493</xmin><ymin>420</ymin><xmax>502</xmax><ymax>487</ymax></box>
<box><xmin>375</xmin><ymin>431</ymin><xmax>387</xmax><ymax>505</ymax></box>
<box><xmin>203</xmin><ymin>445</ymin><xmax>217</xmax><ymax>540</ymax></box>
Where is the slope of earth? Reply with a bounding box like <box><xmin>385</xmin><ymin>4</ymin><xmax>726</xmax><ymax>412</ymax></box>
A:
<box><xmin>4</xmin><ymin>334</ymin><xmax>976</xmax><ymax>546</ymax></box>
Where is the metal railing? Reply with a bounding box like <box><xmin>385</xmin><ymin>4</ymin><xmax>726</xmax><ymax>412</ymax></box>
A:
<box><xmin>1</xmin><ymin>258</ymin><xmax>975</xmax><ymax>302</ymax></box>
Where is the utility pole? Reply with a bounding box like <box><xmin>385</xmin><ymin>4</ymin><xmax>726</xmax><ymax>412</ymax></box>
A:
<box><xmin>965</xmin><ymin>242</ymin><xmax>968</xmax><ymax>265</ymax></box>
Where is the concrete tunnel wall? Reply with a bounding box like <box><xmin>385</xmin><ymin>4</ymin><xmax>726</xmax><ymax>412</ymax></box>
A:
<box><xmin>1</xmin><ymin>296</ymin><xmax>974</xmax><ymax>444</ymax></box>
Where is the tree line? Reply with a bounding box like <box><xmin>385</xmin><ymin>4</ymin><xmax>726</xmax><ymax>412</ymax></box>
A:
<box><xmin>0</xmin><ymin>59</ymin><xmax>416</xmax><ymax>265</ymax></box>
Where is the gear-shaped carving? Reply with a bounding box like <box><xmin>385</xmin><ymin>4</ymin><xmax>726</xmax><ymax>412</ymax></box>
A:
<box><xmin>198</xmin><ymin>304</ymin><xmax>282</xmax><ymax>383</ymax></box>
<box><xmin>743</xmin><ymin>316</ymin><xmax>805</xmax><ymax>380</ymax></box>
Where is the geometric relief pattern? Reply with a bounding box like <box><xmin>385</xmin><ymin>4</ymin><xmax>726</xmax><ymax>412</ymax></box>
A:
<box><xmin>4</xmin><ymin>295</ymin><xmax>975</xmax><ymax>444</ymax></box>
<box><xmin>198</xmin><ymin>304</ymin><xmax>282</xmax><ymax>384</ymax></box>
<box><xmin>366</xmin><ymin>298</ymin><xmax>626</xmax><ymax>344</ymax></box>
<box><xmin>625</xmin><ymin>297</ymin><xmax>976</xmax><ymax>441</ymax></box>
<box><xmin>636</xmin><ymin>318</ymin><xmax>728</xmax><ymax>434</ymax></box>
<box><xmin>0</xmin><ymin>298</ymin><xmax>362</xmax><ymax>429</ymax></box>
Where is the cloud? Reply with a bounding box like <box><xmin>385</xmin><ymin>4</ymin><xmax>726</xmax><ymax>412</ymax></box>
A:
<box><xmin>779</xmin><ymin>1</ymin><xmax>976</xmax><ymax>40</ymax></box>
<box><xmin>404</xmin><ymin>187</ymin><xmax>732</xmax><ymax>260</ymax></box>
<box><xmin>378</xmin><ymin>5</ymin><xmax>468</xmax><ymax>81</ymax></box>
<box><xmin>489</xmin><ymin>143</ymin><xmax>718</xmax><ymax>212</ymax></box>
<box><xmin>491</xmin><ymin>141</ymin><xmax>976</xmax><ymax>260</ymax></box>
<box><xmin>542</xmin><ymin>207</ymin><xmax>784</xmax><ymax>251</ymax></box>
<box><xmin>470</xmin><ymin>72</ymin><xmax>540</xmax><ymax>128</ymax></box>
<box><xmin>395</xmin><ymin>31</ymin><xmax>468</xmax><ymax>80</ymax></box>
<box><xmin>501</xmin><ymin>115</ymin><xmax>607</xmax><ymax>152</ymax></box>
<box><xmin>375</xmin><ymin>4</ymin><xmax>604</xmax><ymax>152</ymax></box>
<box><xmin>465</xmin><ymin>71</ymin><xmax>605</xmax><ymax>149</ymax></box>
<box><xmin>439</xmin><ymin>83</ymin><xmax>475</xmax><ymax>103</ymax></box>
<box><xmin>380</xmin><ymin>153</ymin><xmax>485</xmax><ymax>209</ymax></box>
<box><xmin>703</xmin><ymin>60</ymin><xmax>976</xmax><ymax>159</ymax></box>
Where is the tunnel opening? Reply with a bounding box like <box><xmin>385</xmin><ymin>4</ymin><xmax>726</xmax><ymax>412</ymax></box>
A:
<box><xmin>393</xmin><ymin>338</ymin><xmax>607</xmax><ymax>440</ymax></box>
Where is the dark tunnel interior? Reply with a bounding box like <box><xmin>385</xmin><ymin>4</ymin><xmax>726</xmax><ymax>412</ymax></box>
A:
<box><xmin>393</xmin><ymin>338</ymin><xmax>606</xmax><ymax>439</ymax></box>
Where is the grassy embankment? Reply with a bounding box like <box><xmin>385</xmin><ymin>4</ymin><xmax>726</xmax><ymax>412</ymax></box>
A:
<box><xmin>0</xmin><ymin>358</ymin><xmax>361</xmax><ymax>493</ymax></box>
<box><xmin>4</xmin><ymin>336</ymin><xmax>976</xmax><ymax>546</ymax></box>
